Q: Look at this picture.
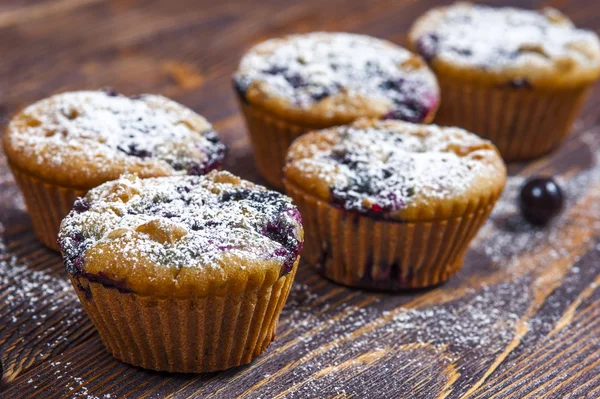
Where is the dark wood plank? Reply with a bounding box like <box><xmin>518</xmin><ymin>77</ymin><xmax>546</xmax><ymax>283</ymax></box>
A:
<box><xmin>0</xmin><ymin>0</ymin><xmax>599</xmax><ymax>398</ymax></box>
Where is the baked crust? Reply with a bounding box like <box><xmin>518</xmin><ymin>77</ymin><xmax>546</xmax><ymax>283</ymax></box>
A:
<box><xmin>284</xmin><ymin>118</ymin><xmax>506</xmax><ymax>221</ymax></box>
<box><xmin>408</xmin><ymin>2</ymin><xmax>600</xmax><ymax>88</ymax></box>
<box><xmin>4</xmin><ymin>90</ymin><xmax>226</xmax><ymax>189</ymax></box>
<box><xmin>234</xmin><ymin>32</ymin><xmax>439</xmax><ymax>126</ymax></box>
<box><xmin>58</xmin><ymin>171</ymin><xmax>304</xmax><ymax>298</ymax></box>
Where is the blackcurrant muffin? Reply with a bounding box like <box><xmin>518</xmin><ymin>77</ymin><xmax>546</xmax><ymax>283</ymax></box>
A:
<box><xmin>58</xmin><ymin>171</ymin><xmax>303</xmax><ymax>373</ymax></box>
<box><xmin>283</xmin><ymin>119</ymin><xmax>505</xmax><ymax>290</ymax></box>
<box><xmin>409</xmin><ymin>2</ymin><xmax>600</xmax><ymax>161</ymax></box>
<box><xmin>4</xmin><ymin>90</ymin><xmax>226</xmax><ymax>250</ymax></box>
<box><xmin>234</xmin><ymin>32</ymin><xmax>439</xmax><ymax>188</ymax></box>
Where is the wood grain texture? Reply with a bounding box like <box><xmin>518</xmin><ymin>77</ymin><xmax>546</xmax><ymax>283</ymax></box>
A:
<box><xmin>0</xmin><ymin>0</ymin><xmax>600</xmax><ymax>397</ymax></box>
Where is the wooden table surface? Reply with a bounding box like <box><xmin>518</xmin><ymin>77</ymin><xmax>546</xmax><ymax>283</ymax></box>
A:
<box><xmin>1</xmin><ymin>0</ymin><xmax>600</xmax><ymax>398</ymax></box>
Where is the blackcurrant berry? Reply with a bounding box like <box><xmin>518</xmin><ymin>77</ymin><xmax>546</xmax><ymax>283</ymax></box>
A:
<box><xmin>519</xmin><ymin>177</ymin><xmax>564</xmax><ymax>225</ymax></box>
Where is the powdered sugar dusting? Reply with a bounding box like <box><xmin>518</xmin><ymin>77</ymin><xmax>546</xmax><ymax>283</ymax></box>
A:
<box><xmin>0</xmin><ymin>222</ymin><xmax>87</xmax><ymax>378</ymax></box>
<box><xmin>5</xmin><ymin>90</ymin><xmax>226</xmax><ymax>180</ymax></box>
<box><xmin>29</xmin><ymin>360</ymin><xmax>114</xmax><ymax>399</ymax></box>
<box><xmin>273</xmin><ymin>277</ymin><xmax>530</xmax><ymax>398</ymax></box>
<box><xmin>58</xmin><ymin>171</ymin><xmax>303</xmax><ymax>280</ymax></box>
<box><xmin>287</xmin><ymin>120</ymin><xmax>504</xmax><ymax>215</ymax></box>
<box><xmin>235</xmin><ymin>32</ymin><xmax>438</xmax><ymax>121</ymax></box>
<box><xmin>413</xmin><ymin>3</ymin><xmax>600</xmax><ymax>73</ymax></box>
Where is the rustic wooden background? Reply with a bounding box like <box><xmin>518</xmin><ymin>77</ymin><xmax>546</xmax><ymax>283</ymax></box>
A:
<box><xmin>1</xmin><ymin>0</ymin><xmax>600</xmax><ymax>397</ymax></box>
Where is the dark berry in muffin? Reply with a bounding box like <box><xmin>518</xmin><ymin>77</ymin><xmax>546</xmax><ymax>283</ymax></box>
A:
<box><xmin>59</xmin><ymin>171</ymin><xmax>304</xmax><ymax>293</ymax></box>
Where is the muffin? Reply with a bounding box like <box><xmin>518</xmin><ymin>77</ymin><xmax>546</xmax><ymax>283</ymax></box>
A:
<box><xmin>58</xmin><ymin>171</ymin><xmax>303</xmax><ymax>373</ymax></box>
<box><xmin>283</xmin><ymin>119</ymin><xmax>505</xmax><ymax>290</ymax></box>
<box><xmin>234</xmin><ymin>32</ymin><xmax>440</xmax><ymax>188</ymax></box>
<box><xmin>4</xmin><ymin>90</ymin><xmax>226</xmax><ymax>251</ymax></box>
<box><xmin>409</xmin><ymin>3</ymin><xmax>600</xmax><ymax>161</ymax></box>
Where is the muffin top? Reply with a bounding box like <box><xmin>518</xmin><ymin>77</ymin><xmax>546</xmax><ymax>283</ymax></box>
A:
<box><xmin>234</xmin><ymin>32</ymin><xmax>439</xmax><ymax>126</ymax></box>
<box><xmin>4</xmin><ymin>90</ymin><xmax>227</xmax><ymax>189</ymax></box>
<box><xmin>58</xmin><ymin>171</ymin><xmax>303</xmax><ymax>297</ymax></box>
<box><xmin>284</xmin><ymin>119</ymin><xmax>506</xmax><ymax>221</ymax></box>
<box><xmin>409</xmin><ymin>2</ymin><xmax>600</xmax><ymax>87</ymax></box>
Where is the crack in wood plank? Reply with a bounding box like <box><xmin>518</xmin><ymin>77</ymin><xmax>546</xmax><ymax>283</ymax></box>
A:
<box><xmin>473</xmin><ymin>301</ymin><xmax>600</xmax><ymax>398</ymax></box>
<box><xmin>551</xmin><ymin>274</ymin><xmax>600</xmax><ymax>336</ymax></box>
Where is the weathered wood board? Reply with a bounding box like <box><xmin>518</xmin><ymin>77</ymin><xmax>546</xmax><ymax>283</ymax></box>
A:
<box><xmin>1</xmin><ymin>0</ymin><xmax>600</xmax><ymax>397</ymax></box>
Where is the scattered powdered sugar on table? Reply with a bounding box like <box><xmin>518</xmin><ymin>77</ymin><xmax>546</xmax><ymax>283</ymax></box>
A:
<box><xmin>273</xmin><ymin>277</ymin><xmax>529</xmax><ymax>398</ymax></box>
<box><xmin>26</xmin><ymin>360</ymin><xmax>114</xmax><ymax>399</ymax></box>
<box><xmin>0</xmin><ymin>222</ymin><xmax>80</xmax><ymax>329</ymax></box>
<box><xmin>270</xmin><ymin>137</ymin><xmax>600</xmax><ymax>396</ymax></box>
<box><xmin>479</xmin><ymin>144</ymin><xmax>600</xmax><ymax>268</ymax></box>
<box><xmin>283</xmin><ymin>280</ymin><xmax>527</xmax><ymax>356</ymax></box>
<box><xmin>288</xmin><ymin>121</ymin><xmax>503</xmax><ymax>215</ymax></box>
<box><xmin>59</xmin><ymin>171</ymin><xmax>303</xmax><ymax>277</ymax></box>
<box><xmin>0</xmin><ymin>222</ymin><xmax>87</xmax><ymax>380</ymax></box>
<box><xmin>0</xmin><ymin>216</ymin><xmax>118</xmax><ymax>398</ymax></box>
<box><xmin>6</xmin><ymin>90</ymin><xmax>226</xmax><ymax>176</ymax></box>
<box><xmin>235</xmin><ymin>32</ymin><xmax>438</xmax><ymax>120</ymax></box>
<box><xmin>413</xmin><ymin>3</ymin><xmax>600</xmax><ymax>72</ymax></box>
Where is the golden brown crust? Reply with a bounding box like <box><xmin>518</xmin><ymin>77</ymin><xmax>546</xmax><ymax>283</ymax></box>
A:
<box><xmin>235</xmin><ymin>32</ymin><xmax>439</xmax><ymax>126</ymax></box>
<box><xmin>284</xmin><ymin>119</ymin><xmax>506</xmax><ymax>221</ymax></box>
<box><xmin>408</xmin><ymin>2</ymin><xmax>600</xmax><ymax>88</ymax></box>
<box><xmin>59</xmin><ymin>171</ymin><xmax>303</xmax><ymax>298</ymax></box>
<box><xmin>84</xmin><ymin>247</ymin><xmax>285</xmax><ymax>298</ymax></box>
<box><xmin>4</xmin><ymin>91</ymin><xmax>224</xmax><ymax>190</ymax></box>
